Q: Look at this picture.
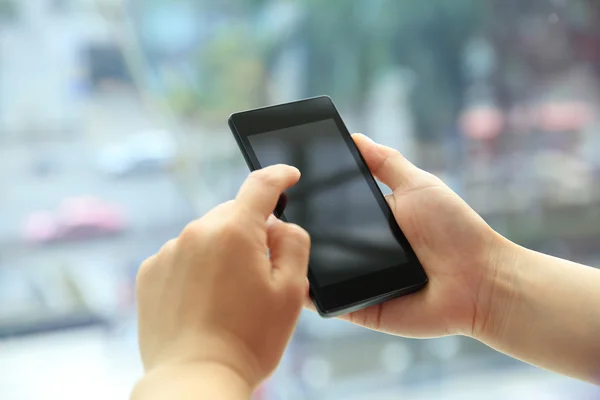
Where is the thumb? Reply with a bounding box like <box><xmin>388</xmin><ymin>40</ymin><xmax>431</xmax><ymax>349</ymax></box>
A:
<box><xmin>266</xmin><ymin>216</ymin><xmax>310</xmax><ymax>283</ymax></box>
<box><xmin>352</xmin><ymin>133</ymin><xmax>423</xmax><ymax>194</ymax></box>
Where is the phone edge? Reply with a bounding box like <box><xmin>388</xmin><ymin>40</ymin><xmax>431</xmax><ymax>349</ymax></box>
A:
<box><xmin>315</xmin><ymin>280</ymin><xmax>427</xmax><ymax>319</ymax></box>
<box><xmin>228</xmin><ymin>116</ymin><xmax>254</xmax><ymax>171</ymax></box>
<box><xmin>229</xmin><ymin>95</ymin><xmax>332</xmax><ymax>118</ymax></box>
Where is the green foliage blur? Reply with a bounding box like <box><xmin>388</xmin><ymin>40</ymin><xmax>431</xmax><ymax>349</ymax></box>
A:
<box><xmin>0</xmin><ymin>0</ymin><xmax>17</xmax><ymax>21</ymax></box>
<box><xmin>147</xmin><ymin>0</ymin><xmax>598</xmax><ymax>139</ymax></box>
<box><xmin>151</xmin><ymin>0</ymin><xmax>485</xmax><ymax>132</ymax></box>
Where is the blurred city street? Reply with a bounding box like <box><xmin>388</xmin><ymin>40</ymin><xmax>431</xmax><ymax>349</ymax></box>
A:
<box><xmin>0</xmin><ymin>3</ymin><xmax>194</xmax><ymax>239</ymax></box>
<box><xmin>0</xmin><ymin>142</ymin><xmax>192</xmax><ymax>242</ymax></box>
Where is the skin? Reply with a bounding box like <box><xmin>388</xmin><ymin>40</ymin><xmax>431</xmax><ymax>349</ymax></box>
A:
<box><xmin>322</xmin><ymin>135</ymin><xmax>600</xmax><ymax>383</ymax></box>
<box><xmin>132</xmin><ymin>134</ymin><xmax>600</xmax><ymax>399</ymax></box>
<box><xmin>132</xmin><ymin>165</ymin><xmax>310</xmax><ymax>399</ymax></box>
<box><xmin>323</xmin><ymin>134</ymin><xmax>503</xmax><ymax>339</ymax></box>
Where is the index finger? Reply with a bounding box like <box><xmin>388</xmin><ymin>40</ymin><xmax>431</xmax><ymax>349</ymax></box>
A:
<box><xmin>236</xmin><ymin>164</ymin><xmax>300</xmax><ymax>220</ymax></box>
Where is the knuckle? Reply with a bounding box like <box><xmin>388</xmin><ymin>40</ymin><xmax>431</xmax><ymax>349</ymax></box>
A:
<box><xmin>211</xmin><ymin>200</ymin><xmax>236</xmax><ymax>215</ymax></box>
<box><xmin>384</xmin><ymin>148</ymin><xmax>406</xmax><ymax>165</ymax></box>
<box><xmin>286</xmin><ymin>224</ymin><xmax>311</xmax><ymax>246</ymax></box>
<box><xmin>250</xmin><ymin>168</ymin><xmax>278</xmax><ymax>188</ymax></box>
<box><xmin>136</xmin><ymin>256</ymin><xmax>155</xmax><ymax>288</ymax></box>
<box><xmin>419</xmin><ymin>170</ymin><xmax>445</xmax><ymax>188</ymax></box>
<box><xmin>161</xmin><ymin>238</ymin><xmax>177</xmax><ymax>253</ymax></box>
<box><xmin>179</xmin><ymin>220</ymin><xmax>206</xmax><ymax>247</ymax></box>
<box><xmin>136</xmin><ymin>237</ymin><xmax>177</xmax><ymax>289</ymax></box>
<box><xmin>180</xmin><ymin>201</ymin><xmax>238</xmax><ymax>245</ymax></box>
<box><xmin>390</xmin><ymin>148</ymin><xmax>405</xmax><ymax>159</ymax></box>
<box><xmin>180</xmin><ymin>211</ymin><xmax>248</xmax><ymax>250</ymax></box>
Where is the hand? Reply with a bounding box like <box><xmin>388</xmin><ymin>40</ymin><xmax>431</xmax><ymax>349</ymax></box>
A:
<box><xmin>308</xmin><ymin>134</ymin><xmax>510</xmax><ymax>339</ymax></box>
<box><xmin>136</xmin><ymin>165</ymin><xmax>310</xmax><ymax>390</ymax></box>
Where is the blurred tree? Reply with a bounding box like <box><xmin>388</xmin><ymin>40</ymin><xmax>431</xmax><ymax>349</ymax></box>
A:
<box><xmin>386</xmin><ymin>0</ymin><xmax>484</xmax><ymax>140</ymax></box>
<box><xmin>299</xmin><ymin>1</ymin><xmax>369</xmax><ymax>112</ymax></box>
<box><xmin>486</xmin><ymin>0</ymin><xmax>600</xmax><ymax>106</ymax></box>
<box><xmin>133</xmin><ymin>0</ymin><xmax>269</xmax><ymax>122</ymax></box>
<box><xmin>191</xmin><ymin>26</ymin><xmax>266</xmax><ymax>122</ymax></box>
<box><xmin>297</xmin><ymin>0</ymin><xmax>482</xmax><ymax>140</ymax></box>
<box><xmin>136</xmin><ymin>0</ymin><xmax>483</xmax><ymax>138</ymax></box>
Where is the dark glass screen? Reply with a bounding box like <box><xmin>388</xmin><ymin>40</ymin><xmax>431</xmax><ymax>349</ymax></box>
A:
<box><xmin>248</xmin><ymin>119</ymin><xmax>408</xmax><ymax>286</ymax></box>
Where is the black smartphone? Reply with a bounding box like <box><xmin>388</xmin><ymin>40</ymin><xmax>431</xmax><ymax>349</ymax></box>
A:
<box><xmin>228</xmin><ymin>96</ymin><xmax>427</xmax><ymax>317</ymax></box>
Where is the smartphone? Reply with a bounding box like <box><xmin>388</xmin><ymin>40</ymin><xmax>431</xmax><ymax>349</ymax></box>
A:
<box><xmin>228</xmin><ymin>96</ymin><xmax>428</xmax><ymax>317</ymax></box>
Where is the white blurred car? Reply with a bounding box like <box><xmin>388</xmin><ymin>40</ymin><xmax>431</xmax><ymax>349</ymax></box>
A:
<box><xmin>96</xmin><ymin>130</ymin><xmax>177</xmax><ymax>176</ymax></box>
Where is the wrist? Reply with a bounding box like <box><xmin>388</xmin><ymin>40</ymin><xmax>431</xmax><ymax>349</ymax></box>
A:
<box><xmin>472</xmin><ymin>233</ymin><xmax>521</xmax><ymax>343</ymax></box>
<box><xmin>132</xmin><ymin>362</ymin><xmax>253</xmax><ymax>400</ymax></box>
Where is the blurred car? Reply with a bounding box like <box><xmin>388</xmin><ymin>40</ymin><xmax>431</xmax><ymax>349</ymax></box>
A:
<box><xmin>22</xmin><ymin>196</ymin><xmax>126</xmax><ymax>244</ymax></box>
<box><xmin>95</xmin><ymin>130</ymin><xmax>177</xmax><ymax>176</ymax></box>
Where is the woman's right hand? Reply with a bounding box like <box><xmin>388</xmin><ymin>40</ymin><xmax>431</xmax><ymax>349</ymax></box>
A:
<box><xmin>313</xmin><ymin>134</ymin><xmax>600</xmax><ymax>385</ymax></box>
<box><xmin>312</xmin><ymin>134</ymin><xmax>515</xmax><ymax>340</ymax></box>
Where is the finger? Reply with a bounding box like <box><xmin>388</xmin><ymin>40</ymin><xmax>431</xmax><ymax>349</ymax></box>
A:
<box><xmin>236</xmin><ymin>165</ymin><xmax>300</xmax><ymax>220</ymax></box>
<box><xmin>385</xmin><ymin>193</ymin><xmax>396</xmax><ymax>214</ymax></box>
<box><xmin>304</xmin><ymin>286</ymin><xmax>317</xmax><ymax>311</ymax></box>
<box><xmin>267</xmin><ymin>217</ymin><xmax>310</xmax><ymax>282</ymax></box>
<box><xmin>352</xmin><ymin>133</ymin><xmax>419</xmax><ymax>193</ymax></box>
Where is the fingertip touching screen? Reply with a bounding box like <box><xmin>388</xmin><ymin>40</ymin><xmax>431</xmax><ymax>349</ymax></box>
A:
<box><xmin>247</xmin><ymin>119</ymin><xmax>408</xmax><ymax>287</ymax></box>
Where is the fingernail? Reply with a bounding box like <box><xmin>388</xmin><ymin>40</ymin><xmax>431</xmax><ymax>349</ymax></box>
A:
<box><xmin>356</xmin><ymin>133</ymin><xmax>374</xmax><ymax>143</ymax></box>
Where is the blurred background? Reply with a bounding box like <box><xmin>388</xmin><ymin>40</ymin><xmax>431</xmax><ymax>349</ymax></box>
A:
<box><xmin>1</xmin><ymin>0</ymin><xmax>600</xmax><ymax>399</ymax></box>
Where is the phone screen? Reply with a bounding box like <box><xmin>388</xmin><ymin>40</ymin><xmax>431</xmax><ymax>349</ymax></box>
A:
<box><xmin>247</xmin><ymin>119</ymin><xmax>408</xmax><ymax>287</ymax></box>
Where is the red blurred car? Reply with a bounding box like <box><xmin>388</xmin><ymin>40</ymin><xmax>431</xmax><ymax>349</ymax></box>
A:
<box><xmin>22</xmin><ymin>196</ymin><xmax>126</xmax><ymax>244</ymax></box>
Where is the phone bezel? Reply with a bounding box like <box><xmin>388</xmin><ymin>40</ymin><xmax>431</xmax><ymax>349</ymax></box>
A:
<box><xmin>228</xmin><ymin>95</ymin><xmax>427</xmax><ymax>317</ymax></box>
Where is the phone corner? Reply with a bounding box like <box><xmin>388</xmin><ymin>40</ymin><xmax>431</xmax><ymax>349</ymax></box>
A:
<box><xmin>227</xmin><ymin>115</ymin><xmax>242</xmax><ymax>140</ymax></box>
<box><xmin>309</xmin><ymin>295</ymin><xmax>337</xmax><ymax>319</ymax></box>
<box><xmin>227</xmin><ymin>114</ymin><xmax>237</xmax><ymax>128</ymax></box>
<box><xmin>419</xmin><ymin>266</ymin><xmax>429</xmax><ymax>287</ymax></box>
<box><xmin>318</xmin><ymin>94</ymin><xmax>334</xmax><ymax>103</ymax></box>
<box><xmin>316</xmin><ymin>307</ymin><xmax>342</xmax><ymax>319</ymax></box>
<box><xmin>422</xmin><ymin>274</ymin><xmax>429</xmax><ymax>286</ymax></box>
